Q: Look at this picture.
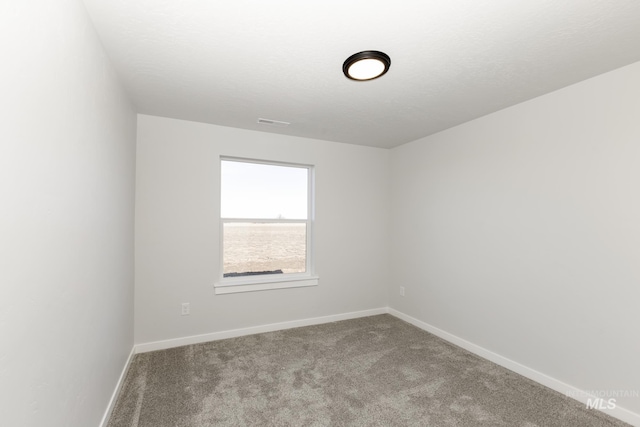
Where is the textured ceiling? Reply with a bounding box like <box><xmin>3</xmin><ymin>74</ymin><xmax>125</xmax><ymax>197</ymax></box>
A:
<box><xmin>82</xmin><ymin>0</ymin><xmax>640</xmax><ymax>149</ymax></box>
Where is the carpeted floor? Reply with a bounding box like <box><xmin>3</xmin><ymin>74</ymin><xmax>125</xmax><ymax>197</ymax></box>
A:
<box><xmin>108</xmin><ymin>315</ymin><xmax>629</xmax><ymax>426</ymax></box>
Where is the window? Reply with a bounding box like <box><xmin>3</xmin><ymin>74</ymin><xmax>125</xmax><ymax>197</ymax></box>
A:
<box><xmin>215</xmin><ymin>157</ymin><xmax>317</xmax><ymax>294</ymax></box>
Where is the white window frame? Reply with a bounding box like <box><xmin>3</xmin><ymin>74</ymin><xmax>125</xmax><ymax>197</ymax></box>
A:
<box><xmin>214</xmin><ymin>157</ymin><xmax>318</xmax><ymax>295</ymax></box>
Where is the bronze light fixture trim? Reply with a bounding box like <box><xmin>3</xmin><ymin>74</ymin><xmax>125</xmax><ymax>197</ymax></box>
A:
<box><xmin>343</xmin><ymin>51</ymin><xmax>391</xmax><ymax>81</ymax></box>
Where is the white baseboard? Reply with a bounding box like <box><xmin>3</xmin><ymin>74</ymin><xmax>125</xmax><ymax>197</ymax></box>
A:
<box><xmin>99</xmin><ymin>347</ymin><xmax>135</xmax><ymax>427</ymax></box>
<box><xmin>134</xmin><ymin>307</ymin><xmax>388</xmax><ymax>354</ymax></box>
<box><xmin>388</xmin><ymin>308</ymin><xmax>640</xmax><ymax>427</ymax></box>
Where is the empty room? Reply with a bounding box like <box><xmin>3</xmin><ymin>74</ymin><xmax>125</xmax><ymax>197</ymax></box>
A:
<box><xmin>2</xmin><ymin>1</ymin><xmax>639</xmax><ymax>426</ymax></box>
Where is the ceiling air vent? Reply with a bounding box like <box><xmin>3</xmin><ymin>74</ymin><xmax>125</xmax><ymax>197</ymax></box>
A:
<box><xmin>257</xmin><ymin>118</ymin><xmax>290</xmax><ymax>127</ymax></box>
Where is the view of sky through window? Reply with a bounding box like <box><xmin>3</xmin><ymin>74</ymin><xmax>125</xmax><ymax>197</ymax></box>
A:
<box><xmin>221</xmin><ymin>160</ymin><xmax>308</xmax><ymax>219</ymax></box>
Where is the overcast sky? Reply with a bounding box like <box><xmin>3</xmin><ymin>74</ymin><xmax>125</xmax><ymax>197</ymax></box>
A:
<box><xmin>221</xmin><ymin>160</ymin><xmax>308</xmax><ymax>219</ymax></box>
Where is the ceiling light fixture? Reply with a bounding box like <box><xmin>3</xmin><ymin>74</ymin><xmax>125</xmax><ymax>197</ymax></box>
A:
<box><xmin>343</xmin><ymin>51</ymin><xmax>391</xmax><ymax>81</ymax></box>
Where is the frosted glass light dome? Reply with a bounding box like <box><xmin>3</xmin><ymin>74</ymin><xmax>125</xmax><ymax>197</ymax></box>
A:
<box><xmin>343</xmin><ymin>51</ymin><xmax>391</xmax><ymax>81</ymax></box>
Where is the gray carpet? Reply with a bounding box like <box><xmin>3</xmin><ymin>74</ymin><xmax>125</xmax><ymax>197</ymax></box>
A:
<box><xmin>108</xmin><ymin>315</ymin><xmax>629</xmax><ymax>426</ymax></box>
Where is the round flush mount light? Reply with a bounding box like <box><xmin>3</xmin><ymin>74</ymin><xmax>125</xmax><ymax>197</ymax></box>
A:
<box><xmin>343</xmin><ymin>50</ymin><xmax>391</xmax><ymax>81</ymax></box>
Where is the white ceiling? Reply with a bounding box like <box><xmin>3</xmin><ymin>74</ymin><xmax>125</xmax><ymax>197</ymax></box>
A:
<box><xmin>82</xmin><ymin>0</ymin><xmax>640</xmax><ymax>149</ymax></box>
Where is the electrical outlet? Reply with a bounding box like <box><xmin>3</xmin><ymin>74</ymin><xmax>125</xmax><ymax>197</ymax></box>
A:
<box><xmin>181</xmin><ymin>303</ymin><xmax>190</xmax><ymax>316</ymax></box>
<box><xmin>400</xmin><ymin>286</ymin><xmax>405</xmax><ymax>297</ymax></box>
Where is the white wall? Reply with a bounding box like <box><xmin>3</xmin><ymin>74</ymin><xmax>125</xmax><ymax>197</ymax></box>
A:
<box><xmin>0</xmin><ymin>1</ymin><xmax>136</xmax><ymax>427</ymax></box>
<box><xmin>390</xmin><ymin>61</ymin><xmax>640</xmax><ymax>414</ymax></box>
<box><xmin>135</xmin><ymin>115</ymin><xmax>389</xmax><ymax>344</ymax></box>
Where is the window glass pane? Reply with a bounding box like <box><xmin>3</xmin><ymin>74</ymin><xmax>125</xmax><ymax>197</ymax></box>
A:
<box><xmin>223</xmin><ymin>222</ymin><xmax>306</xmax><ymax>277</ymax></box>
<box><xmin>221</xmin><ymin>160</ymin><xmax>308</xmax><ymax>219</ymax></box>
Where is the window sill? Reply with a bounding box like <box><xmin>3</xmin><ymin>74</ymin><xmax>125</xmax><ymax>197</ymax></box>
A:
<box><xmin>214</xmin><ymin>275</ymin><xmax>319</xmax><ymax>295</ymax></box>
